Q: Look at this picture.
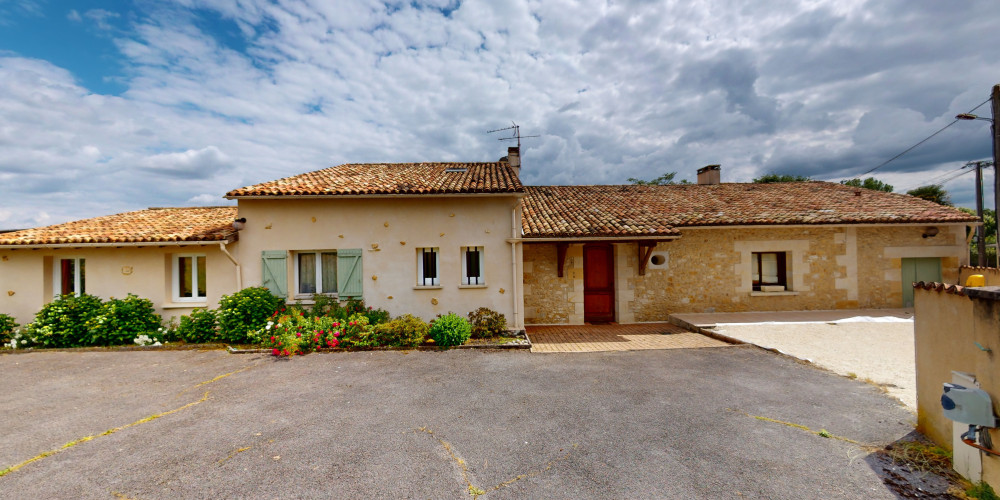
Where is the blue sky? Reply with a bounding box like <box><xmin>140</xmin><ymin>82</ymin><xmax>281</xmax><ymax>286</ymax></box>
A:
<box><xmin>1</xmin><ymin>0</ymin><xmax>998</xmax><ymax>229</ymax></box>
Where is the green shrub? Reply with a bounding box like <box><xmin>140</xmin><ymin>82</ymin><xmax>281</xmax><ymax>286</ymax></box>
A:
<box><xmin>217</xmin><ymin>287</ymin><xmax>283</xmax><ymax>343</ymax></box>
<box><xmin>344</xmin><ymin>298</ymin><xmax>367</xmax><ymax>316</ymax></box>
<box><xmin>0</xmin><ymin>313</ymin><xmax>17</xmax><ymax>344</ymax></box>
<box><xmin>86</xmin><ymin>294</ymin><xmax>162</xmax><ymax>346</ymax></box>
<box><xmin>309</xmin><ymin>294</ymin><xmax>345</xmax><ymax>319</ymax></box>
<box><xmin>336</xmin><ymin>313</ymin><xmax>375</xmax><ymax>348</ymax></box>
<box><xmin>365</xmin><ymin>307</ymin><xmax>391</xmax><ymax>326</ymax></box>
<box><xmin>177</xmin><ymin>308</ymin><xmax>220</xmax><ymax>343</ymax></box>
<box><xmin>468</xmin><ymin>307</ymin><xmax>507</xmax><ymax>338</ymax></box>
<box><xmin>429</xmin><ymin>313</ymin><xmax>471</xmax><ymax>347</ymax></box>
<box><xmin>372</xmin><ymin>314</ymin><xmax>428</xmax><ymax>347</ymax></box>
<box><xmin>23</xmin><ymin>294</ymin><xmax>104</xmax><ymax>348</ymax></box>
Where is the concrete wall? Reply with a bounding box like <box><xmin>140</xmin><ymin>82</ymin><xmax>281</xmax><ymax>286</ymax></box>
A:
<box><xmin>236</xmin><ymin>196</ymin><xmax>524</xmax><ymax>328</ymax></box>
<box><xmin>960</xmin><ymin>266</ymin><xmax>1000</xmax><ymax>286</ymax></box>
<box><xmin>914</xmin><ymin>286</ymin><xmax>999</xmax><ymax>489</ymax></box>
<box><xmin>522</xmin><ymin>224</ymin><xmax>967</xmax><ymax>324</ymax></box>
<box><xmin>0</xmin><ymin>244</ymin><xmax>240</xmax><ymax>325</ymax></box>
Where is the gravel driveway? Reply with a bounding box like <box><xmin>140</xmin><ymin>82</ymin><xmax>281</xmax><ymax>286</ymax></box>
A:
<box><xmin>709</xmin><ymin>317</ymin><xmax>916</xmax><ymax>410</ymax></box>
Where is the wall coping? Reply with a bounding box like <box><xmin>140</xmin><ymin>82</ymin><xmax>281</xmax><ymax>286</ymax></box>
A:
<box><xmin>966</xmin><ymin>286</ymin><xmax>1000</xmax><ymax>302</ymax></box>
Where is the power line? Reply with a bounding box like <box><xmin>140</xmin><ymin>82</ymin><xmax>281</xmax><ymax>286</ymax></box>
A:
<box><xmin>841</xmin><ymin>97</ymin><xmax>992</xmax><ymax>181</ymax></box>
<box><xmin>898</xmin><ymin>166</ymin><xmax>975</xmax><ymax>193</ymax></box>
<box><xmin>897</xmin><ymin>163</ymin><xmax>969</xmax><ymax>191</ymax></box>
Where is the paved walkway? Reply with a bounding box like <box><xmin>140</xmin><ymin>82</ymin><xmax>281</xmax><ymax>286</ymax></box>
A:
<box><xmin>526</xmin><ymin>323</ymin><xmax>730</xmax><ymax>353</ymax></box>
<box><xmin>671</xmin><ymin>309</ymin><xmax>917</xmax><ymax>410</ymax></box>
<box><xmin>671</xmin><ymin>308</ymin><xmax>913</xmax><ymax>328</ymax></box>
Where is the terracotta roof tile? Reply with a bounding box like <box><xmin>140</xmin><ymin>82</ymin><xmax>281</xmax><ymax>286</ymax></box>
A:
<box><xmin>0</xmin><ymin>206</ymin><xmax>238</xmax><ymax>246</ymax></box>
<box><xmin>226</xmin><ymin>162</ymin><xmax>524</xmax><ymax>197</ymax></box>
<box><xmin>522</xmin><ymin>183</ymin><xmax>978</xmax><ymax>238</ymax></box>
<box><xmin>913</xmin><ymin>281</ymin><xmax>966</xmax><ymax>296</ymax></box>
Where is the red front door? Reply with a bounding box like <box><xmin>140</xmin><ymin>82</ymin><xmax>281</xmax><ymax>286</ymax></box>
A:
<box><xmin>584</xmin><ymin>244</ymin><xmax>615</xmax><ymax>323</ymax></box>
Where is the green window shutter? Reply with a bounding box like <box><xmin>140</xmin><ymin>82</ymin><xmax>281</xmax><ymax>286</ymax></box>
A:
<box><xmin>337</xmin><ymin>249</ymin><xmax>363</xmax><ymax>298</ymax></box>
<box><xmin>261</xmin><ymin>251</ymin><xmax>288</xmax><ymax>298</ymax></box>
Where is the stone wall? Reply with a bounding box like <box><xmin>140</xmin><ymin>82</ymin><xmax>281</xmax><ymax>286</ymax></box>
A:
<box><xmin>523</xmin><ymin>224</ymin><xmax>969</xmax><ymax>324</ymax></box>
<box><xmin>522</xmin><ymin>243</ymin><xmax>581</xmax><ymax>324</ymax></box>
<box><xmin>914</xmin><ymin>286</ymin><xmax>999</xmax><ymax>488</ymax></box>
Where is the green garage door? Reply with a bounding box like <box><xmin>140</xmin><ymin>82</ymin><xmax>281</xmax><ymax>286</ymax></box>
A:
<box><xmin>901</xmin><ymin>257</ymin><xmax>942</xmax><ymax>307</ymax></box>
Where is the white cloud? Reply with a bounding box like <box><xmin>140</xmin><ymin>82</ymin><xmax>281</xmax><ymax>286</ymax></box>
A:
<box><xmin>1</xmin><ymin>0</ymin><xmax>999</xmax><ymax>229</ymax></box>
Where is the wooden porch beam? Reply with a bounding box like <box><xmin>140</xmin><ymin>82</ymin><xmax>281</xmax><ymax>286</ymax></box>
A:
<box><xmin>637</xmin><ymin>241</ymin><xmax>658</xmax><ymax>276</ymax></box>
<box><xmin>556</xmin><ymin>243</ymin><xmax>568</xmax><ymax>278</ymax></box>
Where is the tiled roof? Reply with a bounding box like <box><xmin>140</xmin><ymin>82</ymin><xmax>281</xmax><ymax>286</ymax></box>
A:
<box><xmin>521</xmin><ymin>182</ymin><xmax>978</xmax><ymax>238</ymax></box>
<box><xmin>0</xmin><ymin>207</ymin><xmax>238</xmax><ymax>246</ymax></box>
<box><xmin>226</xmin><ymin>162</ymin><xmax>523</xmax><ymax>197</ymax></box>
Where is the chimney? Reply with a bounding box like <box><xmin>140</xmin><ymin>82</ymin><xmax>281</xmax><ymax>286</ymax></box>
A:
<box><xmin>507</xmin><ymin>146</ymin><xmax>520</xmax><ymax>177</ymax></box>
<box><xmin>697</xmin><ymin>164</ymin><xmax>721</xmax><ymax>185</ymax></box>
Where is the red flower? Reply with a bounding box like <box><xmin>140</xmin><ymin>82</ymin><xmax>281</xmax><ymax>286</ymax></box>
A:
<box><xmin>296</xmin><ymin>332</ymin><xmax>302</xmax><ymax>338</ymax></box>
<box><xmin>333</xmin><ymin>322</ymin><xmax>340</xmax><ymax>327</ymax></box>
<box><xmin>333</xmin><ymin>331</ymin><xmax>340</xmax><ymax>337</ymax></box>
<box><xmin>270</xmin><ymin>336</ymin><xmax>275</xmax><ymax>342</ymax></box>
<box><xmin>272</xmin><ymin>348</ymin><xmax>279</xmax><ymax>356</ymax></box>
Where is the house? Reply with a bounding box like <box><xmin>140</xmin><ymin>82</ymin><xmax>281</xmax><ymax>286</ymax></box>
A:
<box><xmin>0</xmin><ymin>150</ymin><xmax>978</xmax><ymax>329</ymax></box>
<box><xmin>520</xmin><ymin>165</ymin><xmax>976</xmax><ymax>323</ymax></box>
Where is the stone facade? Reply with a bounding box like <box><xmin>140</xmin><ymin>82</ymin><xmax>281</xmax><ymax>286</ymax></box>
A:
<box><xmin>523</xmin><ymin>224</ymin><xmax>968</xmax><ymax>324</ymax></box>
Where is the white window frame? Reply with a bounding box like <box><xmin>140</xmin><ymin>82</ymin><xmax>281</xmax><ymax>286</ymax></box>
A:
<box><xmin>416</xmin><ymin>247</ymin><xmax>440</xmax><ymax>286</ymax></box>
<box><xmin>293</xmin><ymin>251</ymin><xmax>338</xmax><ymax>299</ymax></box>
<box><xmin>53</xmin><ymin>257</ymin><xmax>85</xmax><ymax>297</ymax></box>
<box><xmin>461</xmin><ymin>246</ymin><xmax>485</xmax><ymax>285</ymax></box>
<box><xmin>172</xmin><ymin>254</ymin><xmax>207</xmax><ymax>302</ymax></box>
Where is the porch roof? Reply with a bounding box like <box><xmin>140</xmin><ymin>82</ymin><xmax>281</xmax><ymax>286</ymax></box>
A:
<box><xmin>521</xmin><ymin>183</ymin><xmax>977</xmax><ymax>238</ymax></box>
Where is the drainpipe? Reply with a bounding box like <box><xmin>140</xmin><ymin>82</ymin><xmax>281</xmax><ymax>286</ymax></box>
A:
<box><xmin>510</xmin><ymin>201</ymin><xmax>522</xmax><ymax>330</ymax></box>
<box><xmin>218</xmin><ymin>241</ymin><xmax>242</xmax><ymax>290</ymax></box>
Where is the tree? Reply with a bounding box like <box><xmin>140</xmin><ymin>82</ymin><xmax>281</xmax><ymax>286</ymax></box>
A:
<box><xmin>752</xmin><ymin>173</ymin><xmax>811</xmax><ymax>183</ymax></box>
<box><xmin>906</xmin><ymin>185</ymin><xmax>952</xmax><ymax>206</ymax></box>
<box><xmin>628</xmin><ymin>172</ymin><xmax>691</xmax><ymax>185</ymax></box>
<box><xmin>958</xmin><ymin>207</ymin><xmax>997</xmax><ymax>242</ymax></box>
<box><xmin>840</xmin><ymin>177</ymin><xmax>893</xmax><ymax>192</ymax></box>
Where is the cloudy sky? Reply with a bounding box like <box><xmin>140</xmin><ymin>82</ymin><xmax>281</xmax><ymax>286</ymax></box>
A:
<box><xmin>1</xmin><ymin>0</ymin><xmax>998</xmax><ymax>229</ymax></box>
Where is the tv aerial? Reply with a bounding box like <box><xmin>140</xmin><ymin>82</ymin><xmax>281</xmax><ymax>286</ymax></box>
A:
<box><xmin>486</xmin><ymin>122</ymin><xmax>539</xmax><ymax>148</ymax></box>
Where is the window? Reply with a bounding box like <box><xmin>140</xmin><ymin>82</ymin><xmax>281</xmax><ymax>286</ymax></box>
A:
<box><xmin>417</xmin><ymin>247</ymin><xmax>439</xmax><ymax>286</ymax></box>
<box><xmin>751</xmin><ymin>252</ymin><xmax>787</xmax><ymax>291</ymax></box>
<box><xmin>173</xmin><ymin>254</ymin><xmax>207</xmax><ymax>301</ymax></box>
<box><xmin>295</xmin><ymin>251</ymin><xmax>338</xmax><ymax>297</ymax></box>
<box><xmin>55</xmin><ymin>258</ymin><xmax>85</xmax><ymax>296</ymax></box>
<box><xmin>462</xmin><ymin>246</ymin><xmax>484</xmax><ymax>285</ymax></box>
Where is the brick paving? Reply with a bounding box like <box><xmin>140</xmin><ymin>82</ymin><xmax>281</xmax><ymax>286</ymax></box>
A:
<box><xmin>526</xmin><ymin>322</ymin><xmax>730</xmax><ymax>353</ymax></box>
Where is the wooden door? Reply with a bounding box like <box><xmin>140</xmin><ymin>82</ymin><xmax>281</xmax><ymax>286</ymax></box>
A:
<box><xmin>584</xmin><ymin>244</ymin><xmax>615</xmax><ymax>323</ymax></box>
<box><xmin>901</xmin><ymin>257</ymin><xmax>942</xmax><ymax>307</ymax></box>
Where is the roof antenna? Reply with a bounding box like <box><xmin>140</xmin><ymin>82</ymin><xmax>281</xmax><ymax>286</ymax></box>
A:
<box><xmin>486</xmin><ymin>121</ymin><xmax>539</xmax><ymax>149</ymax></box>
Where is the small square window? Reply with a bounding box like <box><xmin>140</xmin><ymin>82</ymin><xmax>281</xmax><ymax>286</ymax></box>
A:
<box><xmin>295</xmin><ymin>251</ymin><xmax>338</xmax><ymax>297</ymax></box>
<box><xmin>417</xmin><ymin>247</ymin><xmax>439</xmax><ymax>286</ymax></box>
<box><xmin>55</xmin><ymin>258</ymin><xmax>85</xmax><ymax>296</ymax></box>
<box><xmin>173</xmin><ymin>254</ymin><xmax>207</xmax><ymax>301</ymax></box>
<box><xmin>751</xmin><ymin>252</ymin><xmax>787</xmax><ymax>291</ymax></box>
<box><xmin>462</xmin><ymin>246</ymin><xmax>484</xmax><ymax>285</ymax></box>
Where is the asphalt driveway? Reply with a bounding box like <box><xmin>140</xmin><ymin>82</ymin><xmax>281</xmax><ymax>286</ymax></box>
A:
<box><xmin>1</xmin><ymin>347</ymin><xmax>925</xmax><ymax>498</ymax></box>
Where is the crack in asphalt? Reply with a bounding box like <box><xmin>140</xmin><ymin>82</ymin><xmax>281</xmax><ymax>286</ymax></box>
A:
<box><xmin>0</xmin><ymin>361</ymin><xmax>260</xmax><ymax>479</ymax></box>
<box><xmin>416</xmin><ymin>426</ymin><xmax>578</xmax><ymax>498</ymax></box>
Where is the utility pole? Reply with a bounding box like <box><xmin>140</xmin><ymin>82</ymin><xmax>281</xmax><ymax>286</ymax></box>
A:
<box><xmin>974</xmin><ymin>161</ymin><xmax>987</xmax><ymax>266</ymax></box>
<box><xmin>992</xmin><ymin>84</ymin><xmax>1000</xmax><ymax>267</ymax></box>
